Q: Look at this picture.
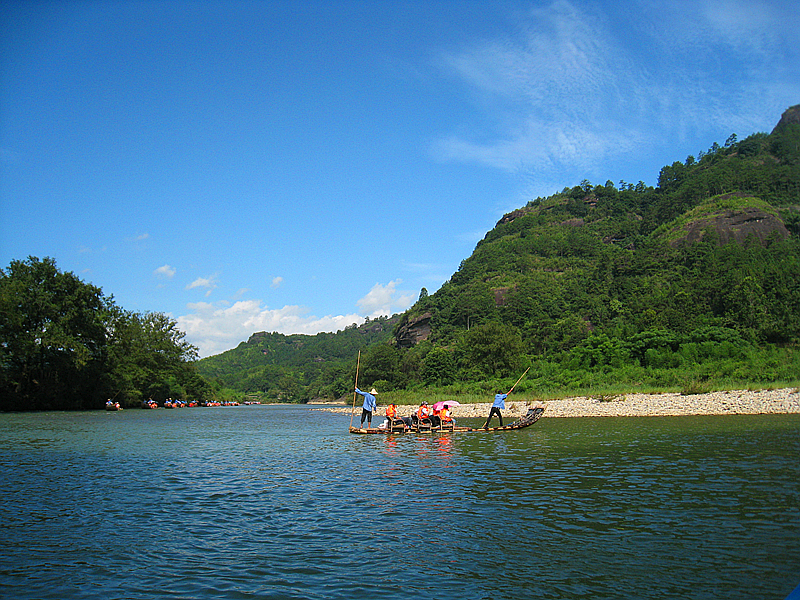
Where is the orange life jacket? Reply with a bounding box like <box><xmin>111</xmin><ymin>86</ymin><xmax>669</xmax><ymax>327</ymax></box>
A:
<box><xmin>441</xmin><ymin>408</ymin><xmax>453</xmax><ymax>422</ymax></box>
<box><xmin>386</xmin><ymin>404</ymin><xmax>398</xmax><ymax>418</ymax></box>
<box><xmin>417</xmin><ymin>405</ymin><xmax>430</xmax><ymax>420</ymax></box>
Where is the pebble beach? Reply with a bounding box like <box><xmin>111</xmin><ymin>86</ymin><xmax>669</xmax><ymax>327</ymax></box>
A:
<box><xmin>315</xmin><ymin>387</ymin><xmax>800</xmax><ymax>419</ymax></box>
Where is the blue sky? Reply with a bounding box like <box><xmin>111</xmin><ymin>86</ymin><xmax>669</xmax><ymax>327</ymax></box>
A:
<box><xmin>2</xmin><ymin>0</ymin><xmax>798</xmax><ymax>357</ymax></box>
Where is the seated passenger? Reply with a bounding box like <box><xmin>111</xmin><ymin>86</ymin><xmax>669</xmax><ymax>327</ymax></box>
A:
<box><xmin>414</xmin><ymin>401</ymin><xmax>431</xmax><ymax>426</ymax></box>
<box><xmin>430</xmin><ymin>405</ymin><xmax>441</xmax><ymax>427</ymax></box>
<box><xmin>385</xmin><ymin>403</ymin><xmax>405</xmax><ymax>429</ymax></box>
<box><xmin>440</xmin><ymin>405</ymin><xmax>455</xmax><ymax>426</ymax></box>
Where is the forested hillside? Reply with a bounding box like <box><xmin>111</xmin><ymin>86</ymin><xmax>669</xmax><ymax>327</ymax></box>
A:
<box><xmin>198</xmin><ymin>105</ymin><xmax>800</xmax><ymax>402</ymax></box>
<box><xmin>195</xmin><ymin>317</ymin><xmax>397</xmax><ymax>401</ymax></box>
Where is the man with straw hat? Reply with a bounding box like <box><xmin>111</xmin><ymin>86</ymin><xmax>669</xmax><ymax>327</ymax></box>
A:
<box><xmin>354</xmin><ymin>386</ymin><xmax>378</xmax><ymax>430</ymax></box>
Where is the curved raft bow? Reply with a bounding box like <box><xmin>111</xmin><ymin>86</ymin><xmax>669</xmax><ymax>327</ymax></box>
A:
<box><xmin>348</xmin><ymin>405</ymin><xmax>546</xmax><ymax>434</ymax></box>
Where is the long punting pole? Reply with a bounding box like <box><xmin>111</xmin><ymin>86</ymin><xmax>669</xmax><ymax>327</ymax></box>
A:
<box><xmin>348</xmin><ymin>350</ymin><xmax>361</xmax><ymax>430</ymax></box>
<box><xmin>508</xmin><ymin>366</ymin><xmax>530</xmax><ymax>394</ymax></box>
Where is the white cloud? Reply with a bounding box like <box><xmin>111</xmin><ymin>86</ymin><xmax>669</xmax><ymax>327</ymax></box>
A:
<box><xmin>271</xmin><ymin>276</ymin><xmax>284</xmax><ymax>289</ymax></box>
<box><xmin>356</xmin><ymin>280</ymin><xmax>416</xmax><ymax>319</ymax></box>
<box><xmin>434</xmin><ymin>0</ymin><xmax>799</xmax><ymax>190</ymax></box>
<box><xmin>652</xmin><ymin>0</ymin><xmax>785</xmax><ymax>56</ymax></box>
<box><xmin>176</xmin><ymin>279</ymin><xmax>418</xmax><ymax>357</ymax></box>
<box><xmin>177</xmin><ymin>300</ymin><xmax>364</xmax><ymax>358</ymax></box>
<box><xmin>154</xmin><ymin>264</ymin><xmax>176</xmax><ymax>279</ymax></box>
<box><xmin>186</xmin><ymin>275</ymin><xmax>218</xmax><ymax>297</ymax></box>
<box><xmin>434</xmin><ymin>0</ymin><xmax>640</xmax><ymax>176</ymax></box>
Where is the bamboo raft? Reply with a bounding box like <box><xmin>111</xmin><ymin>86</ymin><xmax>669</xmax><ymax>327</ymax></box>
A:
<box><xmin>349</xmin><ymin>406</ymin><xmax>546</xmax><ymax>435</ymax></box>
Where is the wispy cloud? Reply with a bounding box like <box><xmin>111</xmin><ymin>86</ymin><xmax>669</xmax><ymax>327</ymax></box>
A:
<box><xmin>177</xmin><ymin>300</ymin><xmax>364</xmax><ymax>358</ymax></box>
<box><xmin>433</xmin><ymin>0</ymin><xmax>640</xmax><ymax>176</ymax></box>
<box><xmin>402</xmin><ymin>261</ymin><xmax>453</xmax><ymax>286</ymax></box>
<box><xmin>271</xmin><ymin>276</ymin><xmax>284</xmax><ymax>289</ymax></box>
<box><xmin>154</xmin><ymin>264</ymin><xmax>176</xmax><ymax>279</ymax></box>
<box><xmin>660</xmin><ymin>0</ymin><xmax>788</xmax><ymax>56</ymax></box>
<box><xmin>433</xmin><ymin>0</ymin><xmax>798</xmax><ymax>191</ymax></box>
<box><xmin>186</xmin><ymin>275</ymin><xmax>219</xmax><ymax>297</ymax></box>
<box><xmin>77</xmin><ymin>245</ymin><xmax>107</xmax><ymax>254</ymax></box>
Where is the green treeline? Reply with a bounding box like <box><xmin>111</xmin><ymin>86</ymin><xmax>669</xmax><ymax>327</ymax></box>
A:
<box><xmin>0</xmin><ymin>257</ymin><xmax>214</xmax><ymax>411</ymax></box>
<box><xmin>198</xmin><ymin>105</ymin><xmax>800</xmax><ymax>401</ymax></box>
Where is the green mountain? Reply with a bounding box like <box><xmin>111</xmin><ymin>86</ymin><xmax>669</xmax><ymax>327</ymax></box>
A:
<box><xmin>195</xmin><ymin>316</ymin><xmax>399</xmax><ymax>401</ymax></box>
<box><xmin>197</xmin><ymin>105</ymin><xmax>800</xmax><ymax>401</ymax></box>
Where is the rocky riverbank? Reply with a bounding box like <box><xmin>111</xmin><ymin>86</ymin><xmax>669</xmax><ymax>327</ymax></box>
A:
<box><xmin>314</xmin><ymin>387</ymin><xmax>800</xmax><ymax>419</ymax></box>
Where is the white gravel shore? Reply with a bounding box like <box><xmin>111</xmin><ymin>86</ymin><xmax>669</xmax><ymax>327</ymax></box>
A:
<box><xmin>314</xmin><ymin>387</ymin><xmax>800</xmax><ymax>419</ymax></box>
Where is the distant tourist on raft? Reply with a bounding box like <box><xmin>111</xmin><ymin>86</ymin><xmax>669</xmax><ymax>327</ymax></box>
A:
<box><xmin>354</xmin><ymin>387</ymin><xmax>378</xmax><ymax>429</ymax></box>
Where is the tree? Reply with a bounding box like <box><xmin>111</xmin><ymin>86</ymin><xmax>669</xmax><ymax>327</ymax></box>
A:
<box><xmin>0</xmin><ymin>256</ymin><xmax>209</xmax><ymax>410</ymax></box>
<box><xmin>105</xmin><ymin>308</ymin><xmax>199</xmax><ymax>404</ymax></box>
<box><xmin>421</xmin><ymin>347</ymin><xmax>456</xmax><ymax>386</ymax></box>
<box><xmin>449</xmin><ymin>281</ymin><xmax>497</xmax><ymax>329</ymax></box>
<box><xmin>658</xmin><ymin>161</ymin><xmax>687</xmax><ymax>191</ymax></box>
<box><xmin>0</xmin><ymin>256</ymin><xmax>110</xmax><ymax>410</ymax></box>
<box><xmin>360</xmin><ymin>344</ymin><xmax>401</xmax><ymax>390</ymax></box>
<box><xmin>456</xmin><ymin>322</ymin><xmax>524</xmax><ymax>378</ymax></box>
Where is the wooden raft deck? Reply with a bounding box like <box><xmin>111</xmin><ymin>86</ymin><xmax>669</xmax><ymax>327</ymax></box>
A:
<box><xmin>349</xmin><ymin>406</ymin><xmax>546</xmax><ymax>434</ymax></box>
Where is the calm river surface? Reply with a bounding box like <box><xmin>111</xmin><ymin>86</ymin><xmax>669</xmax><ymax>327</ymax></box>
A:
<box><xmin>1</xmin><ymin>405</ymin><xmax>798</xmax><ymax>600</ymax></box>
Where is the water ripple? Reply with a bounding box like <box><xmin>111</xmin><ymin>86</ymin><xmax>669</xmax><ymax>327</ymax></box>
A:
<box><xmin>1</xmin><ymin>408</ymin><xmax>798</xmax><ymax>599</ymax></box>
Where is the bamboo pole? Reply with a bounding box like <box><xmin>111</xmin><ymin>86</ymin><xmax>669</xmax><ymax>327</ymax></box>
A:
<box><xmin>507</xmin><ymin>366</ymin><xmax>530</xmax><ymax>394</ymax></box>
<box><xmin>348</xmin><ymin>350</ymin><xmax>361</xmax><ymax>430</ymax></box>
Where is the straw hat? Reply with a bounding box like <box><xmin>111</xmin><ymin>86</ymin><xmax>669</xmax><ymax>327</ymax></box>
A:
<box><xmin>369</xmin><ymin>388</ymin><xmax>378</xmax><ymax>394</ymax></box>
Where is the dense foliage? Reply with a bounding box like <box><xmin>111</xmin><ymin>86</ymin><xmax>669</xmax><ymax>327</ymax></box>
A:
<box><xmin>194</xmin><ymin>318</ymin><xmax>397</xmax><ymax>402</ymax></box>
<box><xmin>199</xmin><ymin>106</ymin><xmax>800</xmax><ymax>401</ymax></box>
<box><xmin>0</xmin><ymin>257</ymin><xmax>212</xmax><ymax>411</ymax></box>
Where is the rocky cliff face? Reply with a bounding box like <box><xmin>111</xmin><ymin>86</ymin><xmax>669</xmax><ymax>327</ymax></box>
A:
<box><xmin>394</xmin><ymin>312</ymin><xmax>432</xmax><ymax>349</ymax></box>
<box><xmin>674</xmin><ymin>207</ymin><xmax>788</xmax><ymax>246</ymax></box>
<box><xmin>772</xmin><ymin>104</ymin><xmax>800</xmax><ymax>132</ymax></box>
<box><xmin>671</xmin><ymin>194</ymin><xmax>790</xmax><ymax>247</ymax></box>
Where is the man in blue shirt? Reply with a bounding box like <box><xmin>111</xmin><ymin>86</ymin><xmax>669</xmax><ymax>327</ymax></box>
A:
<box><xmin>483</xmin><ymin>389</ymin><xmax>510</xmax><ymax>428</ymax></box>
<box><xmin>355</xmin><ymin>387</ymin><xmax>378</xmax><ymax>429</ymax></box>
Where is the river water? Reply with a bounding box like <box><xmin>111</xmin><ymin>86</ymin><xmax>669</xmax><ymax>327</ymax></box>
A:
<box><xmin>0</xmin><ymin>405</ymin><xmax>798</xmax><ymax>600</ymax></box>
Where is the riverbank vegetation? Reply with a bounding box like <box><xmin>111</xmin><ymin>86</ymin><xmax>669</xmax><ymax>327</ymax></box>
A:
<box><xmin>0</xmin><ymin>256</ymin><xmax>215</xmax><ymax>411</ymax></box>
